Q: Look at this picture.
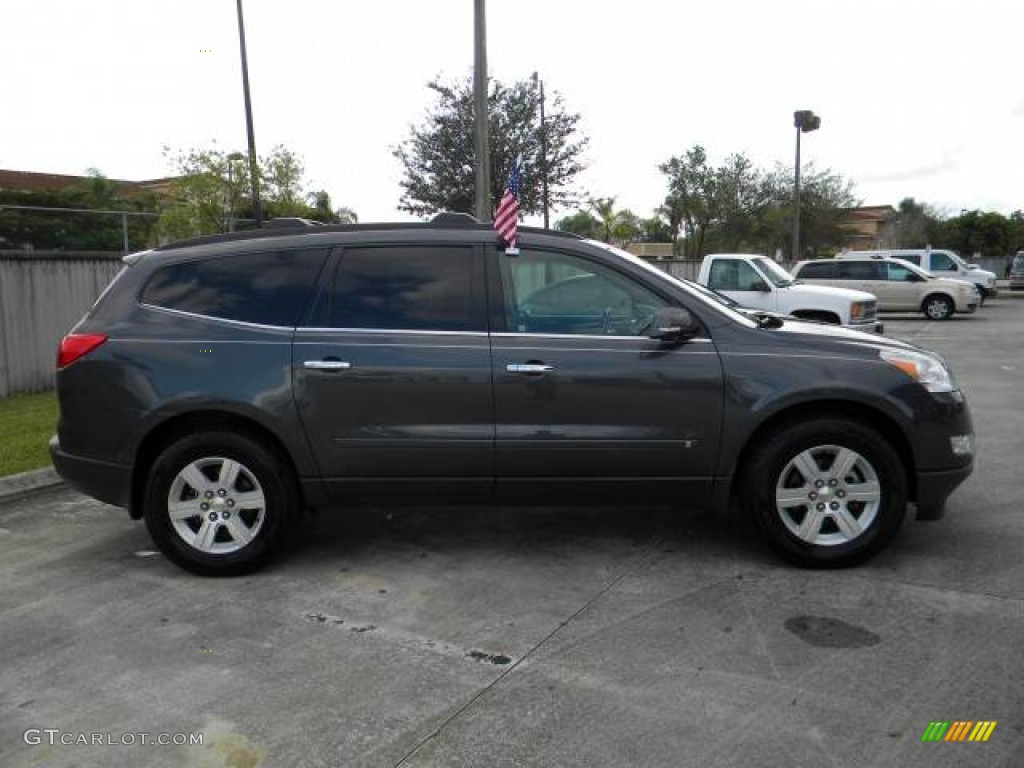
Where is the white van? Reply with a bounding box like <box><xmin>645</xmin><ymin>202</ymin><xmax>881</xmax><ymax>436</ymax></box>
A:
<box><xmin>837</xmin><ymin>248</ymin><xmax>998</xmax><ymax>301</ymax></box>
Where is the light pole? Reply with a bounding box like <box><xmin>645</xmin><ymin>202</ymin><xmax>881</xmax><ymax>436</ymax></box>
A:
<box><xmin>225</xmin><ymin>152</ymin><xmax>245</xmax><ymax>232</ymax></box>
<box><xmin>792</xmin><ymin>109</ymin><xmax>821</xmax><ymax>261</ymax></box>
<box><xmin>531</xmin><ymin>72</ymin><xmax>550</xmax><ymax>229</ymax></box>
<box><xmin>473</xmin><ymin>0</ymin><xmax>491</xmax><ymax>222</ymax></box>
<box><xmin>235</xmin><ymin>0</ymin><xmax>262</xmax><ymax>227</ymax></box>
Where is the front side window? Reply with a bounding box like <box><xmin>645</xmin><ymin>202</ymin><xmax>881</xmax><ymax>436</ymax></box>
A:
<box><xmin>501</xmin><ymin>249</ymin><xmax>666</xmax><ymax>336</ymax></box>
<box><xmin>931</xmin><ymin>252</ymin><xmax>956</xmax><ymax>271</ymax></box>
<box><xmin>708</xmin><ymin>259</ymin><xmax>768</xmax><ymax>291</ymax></box>
<box><xmin>318</xmin><ymin>246</ymin><xmax>478</xmax><ymax>331</ymax></box>
<box><xmin>141</xmin><ymin>249</ymin><xmax>326</xmax><ymax>326</ymax></box>
<box><xmin>887</xmin><ymin>263</ymin><xmax>915</xmax><ymax>282</ymax></box>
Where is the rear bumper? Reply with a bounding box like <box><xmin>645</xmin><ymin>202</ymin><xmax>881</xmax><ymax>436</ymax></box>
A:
<box><xmin>49</xmin><ymin>435</ymin><xmax>131</xmax><ymax>509</ymax></box>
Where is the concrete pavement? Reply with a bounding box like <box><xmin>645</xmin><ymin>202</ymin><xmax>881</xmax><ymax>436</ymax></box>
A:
<box><xmin>1</xmin><ymin>295</ymin><xmax>1022</xmax><ymax>768</ymax></box>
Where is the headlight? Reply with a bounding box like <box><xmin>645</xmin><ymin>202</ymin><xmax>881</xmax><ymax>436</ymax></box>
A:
<box><xmin>879</xmin><ymin>349</ymin><xmax>957</xmax><ymax>393</ymax></box>
<box><xmin>850</xmin><ymin>301</ymin><xmax>868</xmax><ymax>322</ymax></box>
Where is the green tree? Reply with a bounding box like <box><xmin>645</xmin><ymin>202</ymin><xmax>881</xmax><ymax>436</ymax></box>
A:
<box><xmin>393</xmin><ymin>77</ymin><xmax>588</xmax><ymax>218</ymax></box>
<box><xmin>877</xmin><ymin>197</ymin><xmax>941</xmax><ymax>248</ymax></box>
<box><xmin>157</xmin><ymin>144</ymin><xmax>356</xmax><ymax>239</ymax></box>
<box><xmin>555</xmin><ymin>210</ymin><xmax>600</xmax><ymax>239</ymax></box>
<box><xmin>0</xmin><ymin>169</ymin><xmax>159</xmax><ymax>251</ymax></box>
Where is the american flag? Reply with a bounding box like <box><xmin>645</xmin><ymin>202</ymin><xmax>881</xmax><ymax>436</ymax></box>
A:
<box><xmin>493</xmin><ymin>157</ymin><xmax>521</xmax><ymax>250</ymax></box>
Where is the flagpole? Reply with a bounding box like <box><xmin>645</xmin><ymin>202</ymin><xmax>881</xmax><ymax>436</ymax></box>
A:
<box><xmin>473</xmin><ymin>0</ymin><xmax>491</xmax><ymax>222</ymax></box>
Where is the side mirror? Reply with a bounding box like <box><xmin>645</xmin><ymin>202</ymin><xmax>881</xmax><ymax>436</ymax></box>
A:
<box><xmin>649</xmin><ymin>307</ymin><xmax>700</xmax><ymax>343</ymax></box>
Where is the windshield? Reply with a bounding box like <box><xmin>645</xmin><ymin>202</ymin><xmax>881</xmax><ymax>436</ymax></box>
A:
<box><xmin>584</xmin><ymin>240</ymin><xmax>756</xmax><ymax>327</ymax></box>
<box><xmin>752</xmin><ymin>256</ymin><xmax>795</xmax><ymax>287</ymax></box>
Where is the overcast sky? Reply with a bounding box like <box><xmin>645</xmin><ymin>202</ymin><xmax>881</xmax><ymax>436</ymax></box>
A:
<box><xmin>3</xmin><ymin>0</ymin><xmax>1022</xmax><ymax>224</ymax></box>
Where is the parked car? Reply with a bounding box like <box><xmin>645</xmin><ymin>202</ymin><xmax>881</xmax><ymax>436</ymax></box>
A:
<box><xmin>837</xmin><ymin>248</ymin><xmax>998</xmax><ymax>301</ymax></box>
<box><xmin>793</xmin><ymin>257</ymin><xmax>978</xmax><ymax>320</ymax></box>
<box><xmin>697</xmin><ymin>253</ymin><xmax>882</xmax><ymax>333</ymax></box>
<box><xmin>50</xmin><ymin>215</ymin><xmax>973</xmax><ymax>574</ymax></box>
<box><xmin>1009</xmin><ymin>251</ymin><xmax>1024</xmax><ymax>291</ymax></box>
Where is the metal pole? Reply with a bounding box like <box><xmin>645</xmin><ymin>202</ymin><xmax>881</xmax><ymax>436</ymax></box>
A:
<box><xmin>538</xmin><ymin>78</ymin><xmax>549</xmax><ymax>229</ymax></box>
<box><xmin>792</xmin><ymin>125</ymin><xmax>802</xmax><ymax>262</ymax></box>
<box><xmin>235</xmin><ymin>0</ymin><xmax>262</xmax><ymax>227</ymax></box>
<box><xmin>473</xmin><ymin>0</ymin><xmax>491</xmax><ymax>222</ymax></box>
<box><xmin>122</xmin><ymin>211</ymin><xmax>129</xmax><ymax>254</ymax></box>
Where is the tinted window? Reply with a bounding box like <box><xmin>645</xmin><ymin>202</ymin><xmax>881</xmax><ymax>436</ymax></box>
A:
<box><xmin>141</xmin><ymin>249</ymin><xmax>326</xmax><ymax>326</ymax></box>
<box><xmin>501</xmin><ymin>249</ymin><xmax>666</xmax><ymax>336</ymax></box>
<box><xmin>797</xmin><ymin>261</ymin><xmax>837</xmax><ymax>278</ymax></box>
<box><xmin>839</xmin><ymin>262</ymin><xmax>881</xmax><ymax>280</ymax></box>
<box><xmin>899</xmin><ymin>253</ymin><xmax>922</xmax><ymax>265</ymax></box>
<box><xmin>931</xmin><ymin>252</ymin><xmax>956</xmax><ymax>271</ymax></box>
<box><xmin>324</xmin><ymin>246</ymin><xmax>477</xmax><ymax>331</ymax></box>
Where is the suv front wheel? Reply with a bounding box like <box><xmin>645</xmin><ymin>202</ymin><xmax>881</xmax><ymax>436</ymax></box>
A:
<box><xmin>744</xmin><ymin>418</ymin><xmax>907</xmax><ymax>567</ymax></box>
<box><xmin>143</xmin><ymin>431</ymin><xmax>298</xmax><ymax>576</ymax></box>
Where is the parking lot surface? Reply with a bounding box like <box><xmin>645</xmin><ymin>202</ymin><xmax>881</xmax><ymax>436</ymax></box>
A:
<box><xmin>2</xmin><ymin>296</ymin><xmax>1022</xmax><ymax>768</ymax></box>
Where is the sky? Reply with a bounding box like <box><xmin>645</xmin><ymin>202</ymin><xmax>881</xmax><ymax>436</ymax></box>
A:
<box><xmin>3</xmin><ymin>0</ymin><xmax>1023</xmax><ymax>225</ymax></box>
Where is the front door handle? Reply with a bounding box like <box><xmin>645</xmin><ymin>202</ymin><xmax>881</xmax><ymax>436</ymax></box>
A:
<box><xmin>506</xmin><ymin>363</ymin><xmax>554</xmax><ymax>374</ymax></box>
<box><xmin>303</xmin><ymin>360</ymin><xmax>352</xmax><ymax>371</ymax></box>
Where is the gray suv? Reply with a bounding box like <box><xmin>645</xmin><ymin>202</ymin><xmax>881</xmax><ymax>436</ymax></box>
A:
<box><xmin>50</xmin><ymin>215</ymin><xmax>975</xmax><ymax>575</ymax></box>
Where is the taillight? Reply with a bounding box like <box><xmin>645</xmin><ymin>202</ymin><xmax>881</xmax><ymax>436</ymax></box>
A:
<box><xmin>57</xmin><ymin>334</ymin><xmax>108</xmax><ymax>369</ymax></box>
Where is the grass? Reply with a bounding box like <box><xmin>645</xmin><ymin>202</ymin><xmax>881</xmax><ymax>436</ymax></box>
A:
<box><xmin>0</xmin><ymin>390</ymin><xmax>58</xmax><ymax>477</ymax></box>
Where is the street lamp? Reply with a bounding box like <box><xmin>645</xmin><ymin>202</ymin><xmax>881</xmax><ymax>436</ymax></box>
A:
<box><xmin>531</xmin><ymin>71</ymin><xmax>550</xmax><ymax>229</ymax></box>
<box><xmin>792</xmin><ymin>109</ymin><xmax>821</xmax><ymax>261</ymax></box>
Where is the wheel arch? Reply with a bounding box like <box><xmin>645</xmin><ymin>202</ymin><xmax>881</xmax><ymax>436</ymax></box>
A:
<box><xmin>728</xmin><ymin>400</ymin><xmax>917</xmax><ymax>505</ymax></box>
<box><xmin>130</xmin><ymin>410</ymin><xmax>303</xmax><ymax>520</ymax></box>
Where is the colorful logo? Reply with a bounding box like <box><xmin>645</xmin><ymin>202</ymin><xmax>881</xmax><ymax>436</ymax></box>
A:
<box><xmin>921</xmin><ymin>721</ymin><xmax>997</xmax><ymax>742</ymax></box>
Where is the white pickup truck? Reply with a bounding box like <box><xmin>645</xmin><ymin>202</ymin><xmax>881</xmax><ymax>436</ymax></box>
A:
<box><xmin>698</xmin><ymin>253</ymin><xmax>883</xmax><ymax>333</ymax></box>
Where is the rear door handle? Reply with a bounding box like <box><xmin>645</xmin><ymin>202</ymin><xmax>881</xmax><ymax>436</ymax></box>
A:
<box><xmin>303</xmin><ymin>360</ymin><xmax>352</xmax><ymax>371</ymax></box>
<box><xmin>506</xmin><ymin>363</ymin><xmax>554</xmax><ymax>374</ymax></box>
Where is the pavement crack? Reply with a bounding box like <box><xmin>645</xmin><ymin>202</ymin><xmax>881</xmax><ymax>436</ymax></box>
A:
<box><xmin>391</xmin><ymin>534</ymin><xmax>669</xmax><ymax>767</ymax></box>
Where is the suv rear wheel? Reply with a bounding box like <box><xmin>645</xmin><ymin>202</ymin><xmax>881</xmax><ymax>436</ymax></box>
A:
<box><xmin>143</xmin><ymin>431</ymin><xmax>298</xmax><ymax>576</ymax></box>
<box><xmin>743</xmin><ymin>418</ymin><xmax>907</xmax><ymax>567</ymax></box>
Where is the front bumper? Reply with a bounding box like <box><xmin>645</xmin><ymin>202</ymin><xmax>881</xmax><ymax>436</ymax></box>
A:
<box><xmin>915</xmin><ymin>460</ymin><xmax>974</xmax><ymax>510</ymax></box>
<box><xmin>980</xmin><ymin>285</ymin><xmax>999</xmax><ymax>298</ymax></box>
<box><xmin>49</xmin><ymin>435</ymin><xmax>131</xmax><ymax>510</ymax></box>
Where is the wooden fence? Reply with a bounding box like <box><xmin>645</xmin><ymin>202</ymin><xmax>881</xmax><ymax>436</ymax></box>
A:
<box><xmin>0</xmin><ymin>252</ymin><xmax>123</xmax><ymax>397</ymax></box>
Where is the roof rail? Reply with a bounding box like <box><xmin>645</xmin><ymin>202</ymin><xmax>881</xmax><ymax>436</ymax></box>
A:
<box><xmin>265</xmin><ymin>217</ymin><xmax>325</xmax><ymax>228</ymax></box>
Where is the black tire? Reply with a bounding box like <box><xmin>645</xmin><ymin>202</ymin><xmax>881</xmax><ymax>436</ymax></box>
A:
<box><xmin>742</xmin><ymin>418</ymin><xmax>907</xmax><ymax>568</ymax></box>
<box><xmin>143</xmin><ymin>431</ymin><xmax>299</xmax><ymax>576</ymax></box>
<box><xmin>922</xmin><ymin>294</ymin><xmax>954</xmax><ymax>320</ymax></box>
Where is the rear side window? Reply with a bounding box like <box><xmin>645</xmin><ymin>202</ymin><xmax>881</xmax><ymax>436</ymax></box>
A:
<box><xmin>141</xmin><ymin>249</ymin><xmax>327</xmax><ymax>326</ymax></box>
<box><xmin>899</xmin><ymin>253</ymin><xmax>922</xmax><ymax>266</ymax></box>
<box><xmin>839</xmin><ymin>262</ymin><xmax>881</xmax><ymax>280</ymax></box>
<box><xmin>319</xmin><ymin>246</ymin><xmax>479</xmax><ymax>331</ymax></box>
<box><xmin>797</xmin><ymin>261</ymin><xmax>836</xmax><ymax>278</ymax></box>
